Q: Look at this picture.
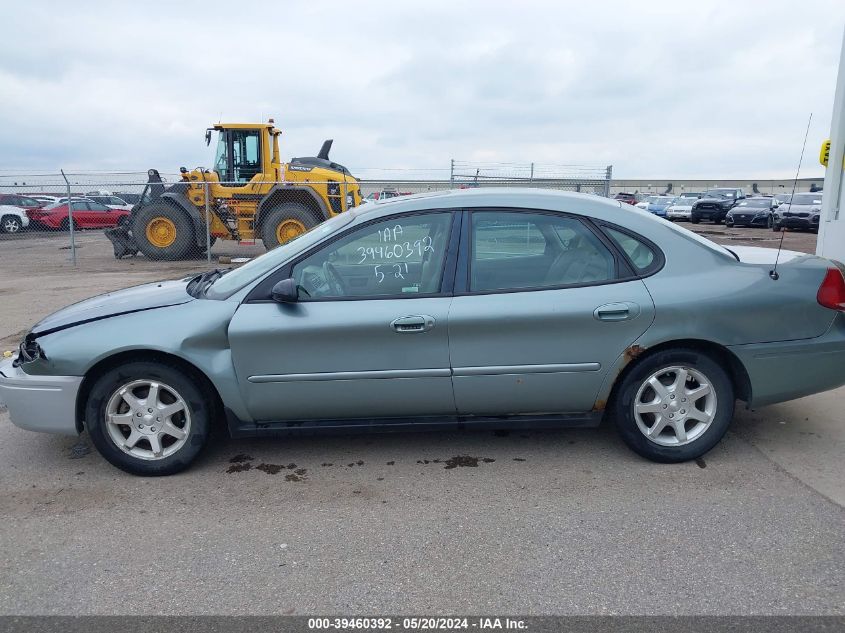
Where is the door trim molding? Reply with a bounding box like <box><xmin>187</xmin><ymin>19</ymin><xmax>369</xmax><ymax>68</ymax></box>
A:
<box><xmin>248</xmin><ymin>368</ymin><xmax>452</xmax><ymax>383</ymax></box>
<box><xmin>452</xmin><ymin>362</ymin><xmax>600</xmax><ymax>377</ymax></box>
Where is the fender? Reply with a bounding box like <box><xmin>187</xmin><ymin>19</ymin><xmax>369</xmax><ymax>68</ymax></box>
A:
<box><xmin>160</xmin><ymin>191</ymin><xmax>209</xmax><ymax>248</ymax></box>
<box><xmin>257</xmin><ymin>184</ymin><xmax>332</xmax><ymax>223</ymax></box>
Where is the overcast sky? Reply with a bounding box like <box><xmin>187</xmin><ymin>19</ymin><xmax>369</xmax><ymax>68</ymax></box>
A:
<box><xmin>1</xmin><ymin>0</ymin><xmax>844</xmax><ymax>179</ymax></box>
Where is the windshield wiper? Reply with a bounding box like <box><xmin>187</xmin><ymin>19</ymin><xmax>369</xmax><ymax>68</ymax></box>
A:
<box><xmin>187</xmin><ymin>268</ymin><xmax>229</xmax><ymax>297</ymax></box>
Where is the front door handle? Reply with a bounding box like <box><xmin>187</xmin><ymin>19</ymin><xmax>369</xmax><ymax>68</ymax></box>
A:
<box><xmin>594</xmin><ymin>302</ymin><xmax>638</xmax><ymax>322</ymax></box>
<box><xmin>391</xmin><ymin>315</ymin><xmax>435</xmax><ymax>333</ymax></box>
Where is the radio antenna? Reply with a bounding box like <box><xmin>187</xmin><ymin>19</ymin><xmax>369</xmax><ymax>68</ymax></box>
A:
<box><xmin>770</xmin><ymin>113</ymin><xmax>812</xmax><ymax>281</ymax></box>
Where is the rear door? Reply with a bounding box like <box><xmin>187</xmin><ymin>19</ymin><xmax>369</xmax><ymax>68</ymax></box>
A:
<box><xmin>448</xmin><ymin>209</ymin><xmax>656</xmax><ymax>415</ymax></box>
<box><xmin>228</xmin><ymin>211</ymin><xmax>460</xmax><ymax>423</ymax></box>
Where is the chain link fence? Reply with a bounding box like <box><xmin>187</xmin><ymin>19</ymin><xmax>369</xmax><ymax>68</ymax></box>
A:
<box><xmin>0</xmin><ymin>164</ymin><xmax>613</xmax><ymax>272</ymax></box>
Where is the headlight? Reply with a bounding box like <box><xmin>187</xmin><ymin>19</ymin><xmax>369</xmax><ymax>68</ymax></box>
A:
<box><xmin>14</xmin><ymin>337</ymin><xmax>45</xmax><ymax>366</ymax></box>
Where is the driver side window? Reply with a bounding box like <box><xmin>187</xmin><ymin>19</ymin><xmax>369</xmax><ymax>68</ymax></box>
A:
<box><xmin>291</xmin><ymin>213</ymin><xmax>453</xmax><ymax>299</ymax></box>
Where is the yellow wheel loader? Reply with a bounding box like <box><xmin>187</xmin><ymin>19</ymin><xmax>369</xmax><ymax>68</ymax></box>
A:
<box><xmin>106</xmin><ymin>120</ymin><xmax>362</xmax><ymax>260</ymax></box>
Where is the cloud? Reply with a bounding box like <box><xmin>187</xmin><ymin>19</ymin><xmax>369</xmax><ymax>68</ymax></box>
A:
<box><xmin>0</xmin><ymin>0</ymin><xmax>842</xmax><ymax>179</ymax></box>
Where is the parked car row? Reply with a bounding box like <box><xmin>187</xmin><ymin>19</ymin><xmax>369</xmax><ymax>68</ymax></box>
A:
<box><xmin>617</xmin><ymin>189</ymin><xmax>820</xmax><ymax>233</ymax></box>
<box><xmin>0</xmin><ymin>194</ymin><xmax>131</xmax><ymax>233</ymax></box>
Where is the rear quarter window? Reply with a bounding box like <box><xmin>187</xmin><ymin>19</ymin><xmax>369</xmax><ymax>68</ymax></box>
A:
<box><xmin>603</xmin><ymin>226</ymin><xmax>661</xmax><ymax>275</ymax></box>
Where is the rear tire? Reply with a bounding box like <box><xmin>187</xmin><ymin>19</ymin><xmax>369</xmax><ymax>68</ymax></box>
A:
<box><xmin>1</xmin><ymin>215</ymin><xmax>23</xmax><ymax>234</ymax></box>
<box><xmin>612</xmin><ymin>348</ymin><xmax>734</xmax><ymax>463</ymax></box>
<box><xmin>690</xmin><ymin>218</ymin><xmax>700</xmax><ymax>224</ymax></box>
<box><xmin>133</xmin><ymin>202</ymin><xmax>195</xmax><ymax>260</ymax></box>
<box><xmin>260</xmin><ymin>203</ymin><xmax>319</xmax><ymax>250</ymax></box>
<box><xmin>85</xmin><ymin>361</ymin><xmax>214</xmax><ymax>476</ymax></box>
<box><xmin>772</xmin><ymin>222</ymin><xmax>781</xmax><ymax>232</ymax></box>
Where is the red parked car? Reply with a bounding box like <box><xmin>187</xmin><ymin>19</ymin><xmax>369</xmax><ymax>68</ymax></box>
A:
<box><xmin>0</xmin><ymin>193</ymin><xmax>46</xmax><ymax>212</ymax></box>
<box><xmin>28</xmin><ymin>199</ymin><xmax>130</xmax><ymax>230</ymax></box>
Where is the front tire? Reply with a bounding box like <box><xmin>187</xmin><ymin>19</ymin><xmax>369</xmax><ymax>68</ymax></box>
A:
<box><xmin>59</xmin><ymin>217</ymin><xmax>79</xmax><ymax>232</ymax></box>
<box><xmin>260</xmin><ymin>203</ymin><xmax>319</xmax><ymax>250</ymax></box>
<box><xmin>85</xmin><ymin>361</ymin><xmax>214</xmax><ymax>476</ymax></box>
<box><xmin>1</xmin><ymin>215</ymin><xmax>23</xmax><ymax>234</ymax></box>
<box><xmin>612</xmin><ymin>349</ymin><xmax>734</xmax><ymax>463</ymax></box>
<box><xmin>133</xmin><ymin>203</ymin><xmax>196</xmax><ymax>260</ymax></box>
<box><xmin>690</xmin><ymin>218</ymin><xmax>700</xmax><ymax>224</ymax></box>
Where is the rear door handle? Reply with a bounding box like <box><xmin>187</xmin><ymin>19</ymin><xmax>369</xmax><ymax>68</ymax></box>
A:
<box><xmin>390</xmin><ymin>315</ymin><xmax>435</xmax><ymax>333</ymax></box>
<box><xmin>594</xmin><ymin>302</ymin><xmax>638</xmax><ymax>322</ymax></box>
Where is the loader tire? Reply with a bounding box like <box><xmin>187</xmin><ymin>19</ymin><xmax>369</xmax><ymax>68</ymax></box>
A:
<box><xmin>133</xmin><ymin>203</ymin><xmax>195</xmax><ymax>260</ymax></box>
<box><xmin>260</xmin><ymin>203</ymin><xmax>319</xmax><ymax>250</ymax></box>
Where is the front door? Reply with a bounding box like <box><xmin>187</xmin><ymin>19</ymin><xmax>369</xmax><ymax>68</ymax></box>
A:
<box><xmin>228</xmin><ymin>211</ymin><xmax>458</xmax><ymax>423</ymax></box>
<box><xmin>448</xmin><ymin>210</ymin><xmax>656</xmax><ymax>415</ymax></box>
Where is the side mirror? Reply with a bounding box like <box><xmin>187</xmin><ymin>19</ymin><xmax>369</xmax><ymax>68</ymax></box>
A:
<box><xmin>271</xmin><ymin>278</ymin><xmax>300</xmax><ymax>303</ymax></box>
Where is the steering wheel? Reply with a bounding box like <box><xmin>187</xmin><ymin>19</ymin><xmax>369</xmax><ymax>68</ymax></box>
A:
<box><xmin>322</xmin><ymin>262</ymin><xmax>347</xmax><ymax>296</ymax></box>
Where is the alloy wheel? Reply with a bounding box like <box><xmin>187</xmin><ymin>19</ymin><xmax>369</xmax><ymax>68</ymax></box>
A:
<box><xmin>2</xmin><ymin>217</ymin><xmax>21</xmax><ymax>233</ymax></box>
<box><xmin>105</xmin><ymin>379</ymin><xmax>192</xmax><ymax>460</ymax></box>
<box><xmin>632</xmin><ymin>366</ymin><xmax>718</xmax><ymax>446</ymax></box>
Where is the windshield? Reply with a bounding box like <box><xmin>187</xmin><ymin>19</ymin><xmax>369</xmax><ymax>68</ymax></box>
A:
<box><xmin>704</xmin><ymin>189</ymin><xmax>734</xmax><ymax>199</ymax></box>
<box><xmin>789</xmin><ymin>194</ymin><xmax>822</xmax><ymax>205</ymax></box>
<box><xmin>737</xmin><ymin>199</ymin><xmax>770</xmax><ymax>207</ymax></box>
<box><xmin>204</xmin><ymin>212</ymin><xmax>356</xmax><ymax>298</ymax></box>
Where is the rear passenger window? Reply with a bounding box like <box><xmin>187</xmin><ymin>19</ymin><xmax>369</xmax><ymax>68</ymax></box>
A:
<box><xmin>604</xmin><ymin>228</ymin><xmax>656</xmax><ymax>272</ymax></box>
<box><xmin>470</xmin><ymin>212</ymin><xmax>615</xmax><ymax>292</ymax></box>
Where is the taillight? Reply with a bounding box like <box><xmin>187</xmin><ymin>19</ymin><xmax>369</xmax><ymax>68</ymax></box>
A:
<box><xmin>817</xmin><ymin>267</ymin><xmax>845</xmax><ymax>311</ymax></box>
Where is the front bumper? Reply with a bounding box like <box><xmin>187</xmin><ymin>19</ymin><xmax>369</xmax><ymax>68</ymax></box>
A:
<box><xmin>0</xmin><ymin>357</ymin><xmax>82</xmax><ymax>435</ymax></box>
<box><xmin>692</xmin><ymin>207</ymin><xmax>729</xmax><ymax>221</ymax></box>
<box><xmin>728</xmin><ymin>213</ymin><xmax>769</xmax><ymax>226</ymax></box>
<box><xmin>778</xmin><ymin>216</ymin><xmax>819</xmax><ymax>230</ymax></box>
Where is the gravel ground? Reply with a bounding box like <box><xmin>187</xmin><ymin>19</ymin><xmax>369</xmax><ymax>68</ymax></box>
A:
<box><xmin>0</xmin><ymin>222</ymin><xmax>842</xmax><ymax>615</ymax></box>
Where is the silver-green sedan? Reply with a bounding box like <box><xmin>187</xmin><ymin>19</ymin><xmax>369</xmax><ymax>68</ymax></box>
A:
<box><xmin>2</xmin><ymin>189</ymin><xmax>845</xmax><ymax>475</ymax></box>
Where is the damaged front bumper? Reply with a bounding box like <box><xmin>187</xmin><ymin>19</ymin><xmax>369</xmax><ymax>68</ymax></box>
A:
<box><xmin>0</xmin><ymin>356</ymin><xmax>82</xmax><ymax>435</ymax></box>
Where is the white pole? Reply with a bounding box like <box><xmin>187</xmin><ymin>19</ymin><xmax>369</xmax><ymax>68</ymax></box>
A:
<box><xmin>817</xmin><ymin>26</ymin><xmax>845</xmax><ymax>263</ymax></box>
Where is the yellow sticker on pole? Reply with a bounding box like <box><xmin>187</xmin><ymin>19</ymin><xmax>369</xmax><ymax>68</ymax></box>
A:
<box><xmin>820</xmin><ymin>139</ymin><xmax>830</xmax><ymax>166</ymax></box>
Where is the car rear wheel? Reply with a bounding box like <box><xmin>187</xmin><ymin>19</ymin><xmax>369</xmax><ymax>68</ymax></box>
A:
<box><xmin>772</xmin><ymin>221</ymin><xmax>781</xmax><ymax>232</ymax></box>
<box><xmin>690</xmin><ymin>218</ymin><xmax>700</xmax><ymax>224</ymax></box>
<box><xmin>612</xmin><ymin>349</ymin><xmax>734</xmax><ymax>463</ymax></box>
<box><xmin>1</xmin><ymin>215</ymin><xmax>22</xmax><ymax>234</ymax></box>
<box><xmin>85</xmin><ymin>361</ymin><xmax>214</xmax><ymax>476</ymax></box>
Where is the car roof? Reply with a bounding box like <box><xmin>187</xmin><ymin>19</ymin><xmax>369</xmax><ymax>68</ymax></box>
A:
<box><xmin>354</xmin><ymin>187</ymin><xmax>623</xmax><ymax>216</ymax></box>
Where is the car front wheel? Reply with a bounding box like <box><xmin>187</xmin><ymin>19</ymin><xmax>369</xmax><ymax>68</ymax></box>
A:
<box><xmin>612</xmin><ymin>349</ymin><xmax>734</xmax><ymax>463</ymax></box>
<box><xmin>85</xmin><ymin>361</ymin><xmax>214</xmax><ymax>476</ymax></box>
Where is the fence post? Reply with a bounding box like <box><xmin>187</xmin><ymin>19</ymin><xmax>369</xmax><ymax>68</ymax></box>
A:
<box><xmin>605</xmin><ymin>165</ymin><xmax>613</xmax><ymax>197</ymax></box>
<box><xmin>204</xmin><ymin>181</ymin><xmax>212</xmax><ymax>264</ymax></box>
<box><xmin>60</xmin><ymin>169</ymin><xmax>76</xmax><ymax>265</ymax></box>
<box><xmin>529</xmin><ymin>163</ymin><xmax>534</xmax><ymax>183</ymax></box>
<box><xmin>449</xmin><ymin>159</ymin><xmax>454</xmax><ymax>188</ymax></box>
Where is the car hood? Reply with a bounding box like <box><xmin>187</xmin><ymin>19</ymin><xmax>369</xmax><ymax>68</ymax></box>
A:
<box><xmin>30</xmin><ymin>279</ymin><xmax>195</xmax><ymax>337</ymax></box>
<box><xmin>725</xmin><ymin>245</ymin><xmax>805</xmax><ymax>264</ymax></box>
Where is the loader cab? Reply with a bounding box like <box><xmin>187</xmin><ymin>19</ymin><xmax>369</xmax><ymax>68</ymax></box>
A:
<box><xmin>208</xmin><ymin>125</ymin><xmax>267</xmax><ymax>185</ymax></box>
